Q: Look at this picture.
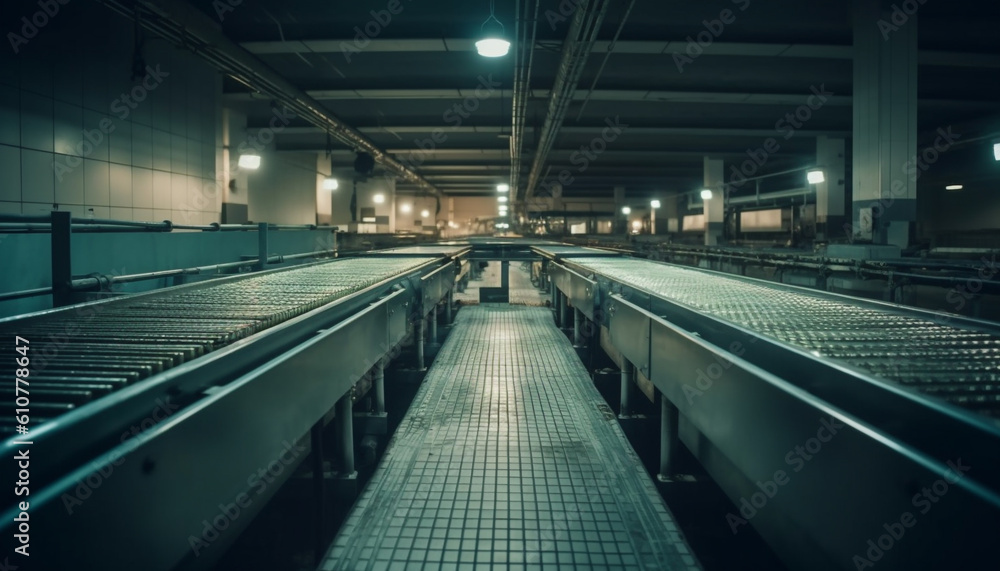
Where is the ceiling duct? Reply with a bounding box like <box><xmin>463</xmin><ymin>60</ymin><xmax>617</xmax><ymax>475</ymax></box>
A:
<box><xmin>521</xmin><ymin>0</ymin><xmax>614</xmax><ymax>202</ymax></box>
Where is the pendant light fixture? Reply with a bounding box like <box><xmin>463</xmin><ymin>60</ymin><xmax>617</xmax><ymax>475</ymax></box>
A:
<box><xmin>476</xmin><ymin>0</ymin><xmax>510</xmax><ymax>57</ymax></box>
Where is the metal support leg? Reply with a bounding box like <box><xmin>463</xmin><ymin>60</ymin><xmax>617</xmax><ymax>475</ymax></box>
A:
<box><xmin>417</xmin><ymin>317</ymin><xmax>426</xmax><ymax>370</ymax></box>
<box><xmin>573</xmin><ymin>308</ymin><xmax>584</xmax><ymax>347</ymax></box>
<box><xmin>558</xmin><ymin>292</ymin><xmax>567</xmax><ymax>328</ymax></box>
<box><xmin>445</xmin><ymin>290</ymin><xmax>453</xmax><ymax>324</ymax></box>
<box><xmin>659</xmin><ymin>395</ymin><xmax>680</xmax><ymax>481</ymax></box>
<box><xmin>429</xmin><ymin>306</ymin><xmax>438</xmax><ymax>344</ymax></box>
<box><xmin>620</xmin><ymin>360</ymin><xmax>633</xmax><ymax>417</ymax></box>
<box><xmin>374</xmin><ymin>359</ymin><xmax>385</xmax><ymax>415</ymax></box>
<box><xmin>336</xmin><ymin>393</ymin><xmax>355</xmax><ymax>476</ymax></box>
<box><xmin>311</xmin><ymin>420</ymin><xmax>326</xmax><ymax>556</ymax></box>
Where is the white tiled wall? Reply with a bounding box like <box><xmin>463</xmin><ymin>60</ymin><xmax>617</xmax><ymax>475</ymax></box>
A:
<box><xmin>0</xmin><ymin>5</ymin><xmax>222</xmax><ymax>224</ymax></box>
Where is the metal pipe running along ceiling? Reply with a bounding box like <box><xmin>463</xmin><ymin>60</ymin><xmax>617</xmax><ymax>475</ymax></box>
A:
<box><xmin>96</xmin><ymin>0</ymin><xmax>441</xmax><ymax>196</ymax></box>
<box><xmin>522</xmin><ymin>0</ymin><xmax>614</xmax><ymax>203</ymax></box>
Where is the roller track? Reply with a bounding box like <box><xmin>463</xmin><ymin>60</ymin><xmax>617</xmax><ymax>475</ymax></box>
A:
<box><xmin>0</xmin><ymin>257</ymin><xmax>434</xmax><ymax>431</ymax></box>
<box><xmin>572</xmin><ymin>257</ymin><xmax>1000</xmax><ymax>418</ymax></box>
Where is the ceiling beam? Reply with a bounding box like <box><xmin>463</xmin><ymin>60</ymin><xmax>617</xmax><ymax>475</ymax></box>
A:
<box><xmin>238</xmin><ymin>39</ymin><xmax>1000</xmax><ymax>68</ymax></box>
<box><xmin>253</xmin><ymin>125</ymin><xmax>852</xmax><ymax>138</ymax></box>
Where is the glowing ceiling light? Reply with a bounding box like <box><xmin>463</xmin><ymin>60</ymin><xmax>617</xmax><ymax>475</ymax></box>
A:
<box><xmin>373</xmin><ymin>193</ymin><xmax>385</xmax><ymax>204</ymax></box>
<box><xmin>497</xmin><ymin>183</ymin><xmax>510</xmax><ymax>192</ymax></box>
<box><xmin>945</xmin><ymin>184</ymin><xmax>964</xmax><ymax>191</ymax></box>
<box><xmin>807</xmin><ymin>169</ymin><xmax>825</xmax><ymax>184</ymax></box>
<box><xmin>700</xmin><ymin>189</ymin><xmax>713</xmax><ymax>200</ymax></box>
<box><xmin>400</xmin><ymin>203</ymin><xmax>412</xmax><ymax>213</ymax></box>
<box><xmin>476</xmin><ymin>1</ymin><xmax>510</xmax><ymax>57</ymax></box>
<box><xmin>421</xmin><ymin>209</ymin><xmax>430</xmax><ymax>218</ymax></box>
<box><xmin>323</xmin><ymin>177</ymin><xmax>338</xmax><ymax>190</ymax></box>
<box><xmin>621</xmin><ymin>206</ymin><xmax>631</xmax><ymax>215</ymax></box>
<box><xmin>238</xmin><ymin>153</ymin><xmax>261</xmax><ymax>169</ymax></box>
<box><xmin>498</xmin><ymin>196</ymin><xmax>508</xmax><ymax>202</ymax></box>
<box><xmin>650</xmin><ymin>199</ymin><xmax>661</xmax><ymax>208</ymax></box>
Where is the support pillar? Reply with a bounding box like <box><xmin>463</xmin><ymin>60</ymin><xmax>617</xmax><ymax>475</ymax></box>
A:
<box><xmin>335</xmin><ymin>393</ymin><xmax>355</xmax><ymax>476</ymax></box>
<box><xmin>445</xmin><ymin>290</ymin><xmax>453</xmax><ymax>324</ymax></box>
<box><xmin>658</xmin><ymin>395</ymin><xmax>680</xmax><ymax>480</ymax></box>
<box><xmin>614</xmin><ymin>185</ymin><xmax>625</xmax><ymax>233</ymax></box>
<box><xmin>620</xmin><ymin>360</ymin><xmax>633</xmax><ymax>417</ymax></box>
<box><xmin>815</xmin><ymin>136</ymin><xmax>847</xmax><ymax>240</ymax></box>
<box><xmin>703</xmin><ymin>157</ymin><xmax>725</xmax><ymax>246</ymax></box>
<box><xmin>853</xmin><ymin>0</ymin><xmax>918</xmax><ymax>248</ymax></box>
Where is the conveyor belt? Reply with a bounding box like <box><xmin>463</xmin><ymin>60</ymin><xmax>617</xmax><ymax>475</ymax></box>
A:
<box><xmin>533</xmin><ymin>245</ymin><xmax>620</xmax><ymax>258</ymax></box>
<box><xmin>571</xmin><ymin>257</ymin><xmax>1000</xmax><ymax>418</ymax></box>
<box><xmin>322</xmin><ymin>306</ymin><xmax>700</xmax><ymax>571</ymax></box>
<box><xmin>371</xmin><ymin>245</ymin><xmax>470</xmax><ymax>256</ymax></box>
<box><xmin>0</xmin><ymin>257</ymin><xmax>434</xmax><ymax>431</ymax></box>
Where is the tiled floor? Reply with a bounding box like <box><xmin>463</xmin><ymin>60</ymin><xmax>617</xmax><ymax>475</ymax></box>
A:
<box><xmin>321</xmin><ymin>306</ymin><xmax>701</xmax><ymax>570</ymax></box>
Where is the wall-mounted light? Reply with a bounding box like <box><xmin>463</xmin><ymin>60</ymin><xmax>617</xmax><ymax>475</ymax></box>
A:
<box><xmin>807</xmin><ymin>169</ymin><xmax>825</xmax><ymax>184</ymax></box>
<box><xmin>421</xmin><ymin>209</ymin><xmax>430</xmax><ymax>218</ymax></box>
<box><xmin>373</xmin><ymin>193</ymin><xmax>385</xmax><ymax>204</ymax></box>
<box><xmin>476</xmin><ymin>1</ymin><xmax>510</xmax><ymax>57</ymax></box>
<box><xmin>632</xmin><ymin>220</ymin><xmax>641</xmax><ymax>230</ymax></box>
<box><xmin>621</xmin><ymin>206</ymin><xmax>631</xmax><ymax>215</ymax></box>
<box><xmin>238</xmin><ymin>153</ymin><xmax>261</xmax><ymax>170</ymax></box>
<box><xmin>323</xmin><ymin>177</ymin><xmax>339</xmax><ymax>190</ymax></box>
<box><xmin>400</xmin><ymin>203</ymin><xmax>412</xmax><ymax>213</ymax></box>
<box><xmin>497</xmin><ymin>183</ymin><xmax>510</xmax><ymax>192</ymax></box>
<box><xmin>650</xmin><ymin>199</ymin><xmax>661</xmax><ymax>208</ymax></box>
<box><xmin>945</xmin><ymin>184</ymin><xmax>964</xmax><ymax>191</ymax></box>
<box><xmin>700</xmin><ymin>189</ymin><xmax>713</xmax><ymax>200</ymax></box>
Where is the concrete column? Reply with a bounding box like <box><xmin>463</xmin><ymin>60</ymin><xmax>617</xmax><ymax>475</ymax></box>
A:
<box><xmin>662</xmin><ymin>195</ymin><xmax>680</xmax><ymax>233</ymax></box>
<box><xmin>703</xmin><ymin>157</ymin><xmax>725</xmax><ymax>245</ymax></box>
<box><xmin>816</xmin><ymin>136</ymin><xmax>847</xmax><ymax>240</ymax></box>
<box><xmin>853</xmin><ymin>0</ymin><xmax>918</xmax><ymax>247</ymax></box>
<box><xmin>445</xmin><ymin>290</ymin><xmax>453</xmax><ymax>324</ymax></box>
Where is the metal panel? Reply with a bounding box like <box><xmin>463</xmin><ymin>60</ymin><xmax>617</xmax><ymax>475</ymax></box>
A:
<box><xmin>647</xmin><ymin>314</ymin><xmax>1000</xmax><ymax>571</ymax></box>
<box><xmin>549</xmin><ymin>263</ymin><xmax>597</xmax><ymax>319</ymax></box>
<box><xmin>606</xmin><ymin>294</ymin><xmax>651</xmax><ymax>378</ymax></box>
<box><xmin>22</xmin><ymin>296</ymin><xmax>393</xmax><ymax>570</ymax></box>
<box><xmin>420</xmin><ymin>262</ymin><xmax>455</xmax><ymax>313</ymax></box>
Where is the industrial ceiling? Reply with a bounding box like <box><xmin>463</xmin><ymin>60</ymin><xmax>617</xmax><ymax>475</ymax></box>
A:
<box><xmin>196</xmin><ymin>0</ymin><xmax>1000</xmax><ymax>200</ymax></box>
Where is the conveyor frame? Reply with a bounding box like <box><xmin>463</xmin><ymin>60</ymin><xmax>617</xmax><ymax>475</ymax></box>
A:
<box><xmin>1</xmin><ymin>255</ymin><xmax>453</xmax><ymax>570</ymax></box>
<box><xmin>548</xmin><ymin>255</ymin><xmax>1000</xmax><ymax>570</ymax></box>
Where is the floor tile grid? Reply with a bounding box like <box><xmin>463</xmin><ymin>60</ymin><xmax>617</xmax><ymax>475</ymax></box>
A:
<box><xmin>322</xmin><ymin>306</ymin><xmax>700</xmax><ymax>570</ymax></box>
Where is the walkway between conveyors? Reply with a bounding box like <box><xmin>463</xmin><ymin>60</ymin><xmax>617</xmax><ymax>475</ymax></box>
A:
<box><xmin>320</xmin><ymin>305</ymin><xmax>701</xmax><ymax>570</ymax></box>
